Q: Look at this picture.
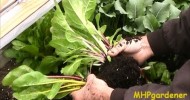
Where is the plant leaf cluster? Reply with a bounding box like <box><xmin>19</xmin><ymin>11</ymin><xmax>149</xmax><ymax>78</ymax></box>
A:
<box><xmin>96</xmin><ymin>0</ymin><xmax>184</xmax><ymax>35</ymax></box>
<box><xmin>2</xmin><ymin>65</ymin><xmax>85</xmax><ymax>100</ymax></box>
<box><xmin>50</xmin><ymin>0</ymin><xmax>122</xmax><ymax>77</ymax></box>
<box><xmin>3</xmin><ymin>11</ymin><xmax>62</xmax><ymax>74</ymax></box>
<box><xmin>2</xmin><ymin>0</ymin><xmax>190</xmax><ymax>99</ymax></box>
<box><xmin>143</xmin><ymin>62</ymin><xmax>172</xmax><ymax>85</ymax></box>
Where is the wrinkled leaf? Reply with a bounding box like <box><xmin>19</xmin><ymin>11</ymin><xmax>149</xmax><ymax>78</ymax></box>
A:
<box><xmin>168</xmin><ymin>5</ymin><xmax>181</xmax><ymax>20</ymax></box>
<box><xmin>126</xmin><ymin>0</ymin><xmax>146</xmax><ymax>19</ymax></box>
<box><xmin>150</xmin><ymin>2</ymin><xmax>170</xmax><ymax>22</ymax></box>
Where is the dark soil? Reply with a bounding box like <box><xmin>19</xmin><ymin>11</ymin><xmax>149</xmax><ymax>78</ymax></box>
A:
<box><xmin>0</xmin><ymin>60</ymin><xmax>17</xmax><ymax>100</ymax></box>
<box><xmin>93</xmin><ymin>54</ymin><xmax>146</xmax><ymax>89</ymax></box>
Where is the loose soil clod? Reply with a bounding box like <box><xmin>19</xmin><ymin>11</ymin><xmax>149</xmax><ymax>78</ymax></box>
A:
<box><xmin>94</xmin><ymin>54</ymin><xmax>146</xmax><ymax>88</ymax></box>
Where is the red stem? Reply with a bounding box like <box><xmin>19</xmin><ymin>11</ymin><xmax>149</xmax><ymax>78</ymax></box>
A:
<box><xmin>47</xmin><ymin>75</ymin><xmax>83</xmax><ymax>81</ymax></box>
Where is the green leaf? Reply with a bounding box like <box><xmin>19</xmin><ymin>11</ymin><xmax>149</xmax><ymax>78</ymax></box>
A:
<box><xmin>12</xmin><ymin>40</ymin><xmax>27</xmax><ymax>50</ymax></box>
<box><xmin>143</xmin><ymin>13</ymin><xmax>160</xmax><ymax>32</ymax></box>
<box><xmin>144</xmin><ymin>0</ymin><xmax>153</xmax><ymax>7</ymax></box>
<box><xmin>161</xmin><ymin>70</ymin><xmax>171</xmax><ymax>84</ymax></box>
<box><xmin>10</xmin><ymin>70</ymin><xmax>85</xmax><ymax>99</ymax></box>
<box><xmin>83</xmin><ymin>0</ymin><xmax>97</xmax><ymax>20</ymax></box>
<box><xmin>2</xmin><ymin>65</ymin><xmax>33</xmax><ymax>86</ymax></box>
<box><xmin>21</xmin><ymin>45</ymin><xmax>39</xmax><ymax>56</ymax></box>
<box><xmin>3</xmin><ymin>48</ymin><xmax>18</xmax><ymax>58</ymax></box>
<box><xmin>100</xmin><ymin>1</ymin><xmax>115</xmax><ymax>13</ymax></box>
<box><xmin>99</xmin><ymin>25</ymin><xmax>107</xmax><ymax>34</ymax></box>
<box><xmin>168</xmin><ymin>5</ymin><xmax>181</xmax><ymax>20</ymax></box>
<box><xmin>154</xmin><ymin>62</ymin><xmax>167</xmax><ymax>78</ymax></box>
<box><xmin>36</xmin><ymin>56</ymin><xmax>61</xmax><ymax>74</ymax></box>
<box><xmin>144</xmin><ymin>65</ymin><xmax>157</xmax><ymax>81</ymax></box>
<box><xmin>98</xmin><ymin>1</ymin><xmax>116</xmax><ymax>18</ymax></box>
<box><xmin>123</xmin><ymin>25</ymin><xmax>136</xmax><ymax>35</ymax></box>
<box><xmin>150</xmin><ymin>2</ymin><xmax>170</xmax><ymax>23</ymax></box>
<box><xmin>126</xmin><ymin>0</ymin><xmax>146</xmax><ymax>19</ymax></box>
<box><xmin>11</xmin><ymin>40</ymin><xmax>39</xmax><ymax>55</ymax></box>
<box><xmin>47</xmin><ymin>82</ymin><xmax>63</xmax><ymax>99</ymax></box>
<box><xmin>95</xmin><ymin>13</ymin><xmax>101</xmax><ymax>29</ymax></box>
<box><xmin>54</xmin><ymin>92</ymin><xmax>70</xmax><ymax>99</ymax></box>
<box><xmin>13</xmin><ymin>85</ymin><xmax>49</xmax><ymax>100</ymax></box>
<box><xmin>61</xmin><ymin>59</ymin><xmax>82</xmax><ymax>75</ymax></box>
<box><xmin>50</xmin><ymin>4</ymin><xmax>74</xmax><ymax>40</ymax></box>
<box><xmin>109</xmin><ymin>28</ymin><xmax>121</xmax><ymax>46</ymax></box>
<box><xmin>22</xmin><ymin>58</ymin><xmax>33</xmax><ymax>66</ymax></box>
<box><xmin>114</xmin><ymin>0</ymin><xmax>127</xmax><ymax>14</ymax></box>
<box><xmin>62</xmin><ymin>0</ymin><xmax>96</xmax><ymax>32</ymax></box>
<box><xmin>99</xmin><ymin>7</ymin><xmax>116</xmax><ymax>17</ymax></box>
<box><xmin>58</xmin><ymin>0</ymin><xmax>107</xmax><ymax>54</ymax></box>
<box><xmin>135</xmin><ymin>16</ymin><xmax>146</xmax><ymax>32</ymax></box>
<box><xmin>163</xmin><ymin>0</ymin><xmax>176</xmax><ymax>5</ymax></box>
<box><xmin>12</xmin><ymin>71</ymin><xmax>50</xmax><ymax>88</ymax></box>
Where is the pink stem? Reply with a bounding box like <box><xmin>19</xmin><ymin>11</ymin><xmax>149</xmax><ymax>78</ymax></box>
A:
<box><xmin>47</xmin><ymin>75</ymin><xmax>83</xmax><ymax>81</ymax></box>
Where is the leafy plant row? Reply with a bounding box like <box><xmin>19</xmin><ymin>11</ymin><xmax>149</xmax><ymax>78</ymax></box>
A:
<box><xmin>2</xmin><ymin>0</ymin><xmax>190</xmax><ymax>99</ymax></box>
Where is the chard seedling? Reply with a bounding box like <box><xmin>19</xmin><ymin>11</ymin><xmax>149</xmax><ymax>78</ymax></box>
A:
<box><xmin>2</xmin><ymin>65</ymin><xmax>85</xmax><ymax>100</ymax></box>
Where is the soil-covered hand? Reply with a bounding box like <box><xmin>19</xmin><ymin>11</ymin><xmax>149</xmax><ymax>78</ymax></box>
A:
<box><xmin>108</xmin><ymin>36</ymin><xmax>154</xmax><ymax>64</ymax></box>
<box><xmin>71</xmin><ymin>74</ymin><xmax>114</xmax><ymax>100</ymax></box>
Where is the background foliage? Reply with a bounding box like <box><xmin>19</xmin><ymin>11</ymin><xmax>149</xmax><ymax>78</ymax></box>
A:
<box><xmin>2</xmin><ymin>0</ymin><xmax>190</xmax><ymax>99</ymax></box>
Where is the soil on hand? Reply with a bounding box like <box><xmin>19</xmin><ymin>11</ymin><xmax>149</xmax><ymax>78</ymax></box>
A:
<box><xmin>94</xmin><ymin>54</ymin><xmax>146</xmax><ymax>89</ymax></box>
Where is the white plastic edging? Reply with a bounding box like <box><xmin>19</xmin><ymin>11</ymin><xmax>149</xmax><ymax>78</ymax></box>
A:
<box><xmin>0</xmin><ymin>0</ymin><xmax>61</xmax><ymax>49</ymax></box>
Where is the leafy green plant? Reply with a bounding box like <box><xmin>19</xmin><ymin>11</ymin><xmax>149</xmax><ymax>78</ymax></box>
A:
<box><xmin>3</xmin><ymin>11</ymin><xmax>62</xmax><ymax>74</ymax></box>
<box><xmin>96</xmin><ymin>0</ymin><xmax>183</xmax><ymax>35</ymax></box>
<box><xmin>2</xmin><ymin>65</ymin><xmax>85</xmax><ymax>100</ymax></box>
<box><xmin>49</xmin><ymin>0</ymin><xmax>122</xmax><ymax>77</ymax></box>
<box><xmin>2</xmin><ymin>0</ymin><xmax>190</xmax><ymax>99</ymax></box>
<box><xmin>3</xmin><ymin>0</ymin><xmax>122</xmax><ymax>99</ymax></box>
<box><xmin>142</xmin><ymin>62</ymin><xmax>172</xmax><ymax>84</ymax></box>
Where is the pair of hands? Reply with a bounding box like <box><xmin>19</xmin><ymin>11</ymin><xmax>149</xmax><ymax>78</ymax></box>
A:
<box><xmin>71</xmin><ymin>36</ymin><xmax>154</xmax><ymax>100</ymax></box>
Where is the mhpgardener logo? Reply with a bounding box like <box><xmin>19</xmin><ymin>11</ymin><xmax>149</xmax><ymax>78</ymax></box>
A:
<box><xmin>134</xmin><ymin>91</ymin><xmax>187</xmax><ymax>100</ymax></box>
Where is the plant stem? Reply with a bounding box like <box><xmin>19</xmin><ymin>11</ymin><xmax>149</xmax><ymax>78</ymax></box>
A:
<box><xmin>60</xmin><ymin>83</ymin><xmax>85</xmax><ymax>89</ymax></box>
<box><xmin>58</xmin><ymin>87</ymin><xmax>81</xmax><ymax>94</ymax></box>
<box><xmin>47</xmin><ymin>75</ymin><xmax>82</xmax><ymax>81</ymax></box>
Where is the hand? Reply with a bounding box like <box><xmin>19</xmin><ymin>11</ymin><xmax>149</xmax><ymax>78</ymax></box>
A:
<box><xmin>71</xmin><ymin>74</ymin><xmax>114</xmax><ymax>100</ymax></box>
<box><xmin>108</xmin><ymin>36</ymin><xmax>154</xmax><ymax>64</ymax></box>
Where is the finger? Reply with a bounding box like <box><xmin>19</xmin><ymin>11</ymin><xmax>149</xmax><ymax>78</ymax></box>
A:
<box><xmin>108</xmin><ymin>40</ymin><xmax>127</xmax><ymax>56</ymax></box>
<box><xmin>71</xmin><ymin>88</ymin><xmax>83</xmax><ymax>100</ymax></box>
<box><xmin>87</xmin><ymin>74</ymin><xmax>96</xmax><ymax>80</ymax></box>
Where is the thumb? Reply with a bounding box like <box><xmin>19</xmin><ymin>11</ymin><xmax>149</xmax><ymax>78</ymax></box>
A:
<box><xmin>108</xmin><ymin>40</ymin><xmax>127</xmax><ymax>56</ymax></box>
